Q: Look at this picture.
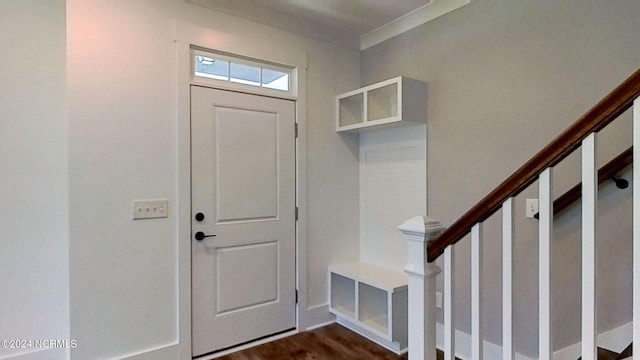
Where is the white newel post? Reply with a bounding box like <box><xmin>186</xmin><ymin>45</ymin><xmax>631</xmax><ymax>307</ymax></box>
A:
<box><xmin>399</xmin><ymin>216</ymin><xmax>445</xmax><ymax>360</ymax></box>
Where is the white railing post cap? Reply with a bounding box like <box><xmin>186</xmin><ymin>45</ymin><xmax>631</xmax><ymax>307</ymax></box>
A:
<box><xmin>398</xmin><ymin>215</ymin><xmax>445</xmax><ymax>241</ymax></box>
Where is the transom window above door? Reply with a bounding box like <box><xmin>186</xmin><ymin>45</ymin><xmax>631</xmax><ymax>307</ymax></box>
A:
<box><xmin>192</xmin><ymin>48</ymin><xmax>294</xmax><ymax>95</ymax></box>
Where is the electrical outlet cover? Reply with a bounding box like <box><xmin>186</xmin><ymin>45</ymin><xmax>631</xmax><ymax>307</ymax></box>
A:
<box><xmin>526</xmin><ymin>198</ymin><xmax>539</xmax><ymax>218</ymax></box>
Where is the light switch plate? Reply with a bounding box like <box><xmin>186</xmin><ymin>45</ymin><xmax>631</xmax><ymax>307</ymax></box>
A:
<box><xmin>133</xmin><ymin>199</ymin><xmax>168</xmax><ymax>220</ymax></box>
<box><xmin>526</xmin><ymin>198</ymin><xmax>539</xmax><ymax>218</ymax></box>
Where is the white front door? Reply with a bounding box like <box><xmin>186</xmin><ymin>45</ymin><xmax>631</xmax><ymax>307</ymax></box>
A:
<box><xmin>191</xmin><ymin>86</ymin><xmax>296</xmax><ymax>357</ymax></box>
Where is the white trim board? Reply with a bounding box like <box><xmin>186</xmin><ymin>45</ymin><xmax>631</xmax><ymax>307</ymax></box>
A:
<box><xmin>553</xmin><ymin>322</ymin><xmax>633</xmax><ymax>360</ymax></box>
<box><xmin>435</xmin><ymin>321</ymin><xmax>633</xmax><ymax>360</ymax></box>
<box><xmin>435</xmin><ymin>323</ymin><xmax>535</xmax><ymax>360</ymax></box>
<box><xmin>360</xmin><ymin>0</ymin><xmax>471</xmax><ymax>50</ymax></box>
<box><xmin>0</xmin><ymin>348</ymin><xmax>66</xmax><ymax>360</ymax></box>
<box><xmin>118</xmin><ymin>343</ymin><xmax>179</xmax><ymax>360</ymax></box>
<box><xmin>302</xmin><ymin>304</ymin><xmax>336</xmax><ymax>331</ymax></box>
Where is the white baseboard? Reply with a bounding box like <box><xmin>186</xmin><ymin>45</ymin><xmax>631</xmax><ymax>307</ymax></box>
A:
<box><xmin>117</xmin><ymin>342</ymin><xmax>179</xmax><ymax>360</ymax></box>
<box><xmin>435</xmin><ymin>323</ymin><xmax>535</xmax><ymax>360</ymax></box>
<box><xmin>0</xmin><ymin>348</ymin><xmax>66</xmax><ymax>360</ymax></box>
<box><xmin>301</xmin><ymin>303</ymin><xmax>335</xmax><ymax>331</ymax></box>
<box><xmin>306</xmin><ymin>320</ymin><xmax>336</xmax><ymax>331</ymax></box>
<box><xmin>336</xmin><ymin>317</ymin><xmax>406</xmax><ymax>355</ymax></box>
<box><xmin>553</xmin><ymin>322</ymin><xmax>632</xmax><ymax>360</ymax></box>
<box><xmin>594</xmin><ymin>322</ymin><xmax>633</xmax><ymax>354</ymax></box>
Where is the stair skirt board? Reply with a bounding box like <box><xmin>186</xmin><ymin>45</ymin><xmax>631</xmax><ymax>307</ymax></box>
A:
<box><xmin>434</xmin><ymin>321</ymin><xmax>632</xmax><ymax>360</ymax></box>
<box><xmin>617</xmin><ymin>343</ymin><xmax>633</xmax><ymax>359</ymax></box>
<box><xmin>554</xmin><ymin>322</ymin><xmax>632</xmax><ymax>360</ymax></box>
<box><xmin>576</xmin><ymin>347</ymin><xmax>621</xmax><ymax>360</ymax></box>
<box><xmin>435</xmin><ymin>323</ymin><xmax>535</xmax><ymax>360</ymax></box>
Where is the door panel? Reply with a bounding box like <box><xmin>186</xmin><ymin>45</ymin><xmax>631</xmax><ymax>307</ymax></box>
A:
<box><xmin>215</xmin><ymin>106</ymin><xmax>279</xmax><ymax>222</ymax></box>
<box><xmin>191</xmin><ymin>86</ymin><xmax>296</xmax><ymax>357</ymax></box>
<box><xmin>216</xmin><ymin>241</ymin><xmax>279</xmax><ymax>313</ymax></box>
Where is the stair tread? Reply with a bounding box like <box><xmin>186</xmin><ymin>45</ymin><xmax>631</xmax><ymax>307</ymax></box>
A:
<box><xmin>616</xmin><ymin>342</ymin><xmax>632</xmax><ymax>359</ymax></box>
<box><xmin>577</xmin><ymin>347</ymin><xmax>619</xmax><ymax>360</ymax></box>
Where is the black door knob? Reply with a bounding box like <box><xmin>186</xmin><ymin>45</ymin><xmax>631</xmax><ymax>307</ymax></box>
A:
<box><xmin>195</xmin><ymin>231</ymin><xmax>216</xmax><ymax>241</ymax></box>
<box><xmin>195</xmin><ymin>212</ymin><xmax>205</xmax><ymax>221</ymax></box>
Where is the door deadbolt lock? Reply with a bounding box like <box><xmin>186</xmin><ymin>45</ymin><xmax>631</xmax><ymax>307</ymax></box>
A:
<box><xmin>195</xmin><ymin>212</ymin><xmax>205</xmax><ymax>221</ymax></box>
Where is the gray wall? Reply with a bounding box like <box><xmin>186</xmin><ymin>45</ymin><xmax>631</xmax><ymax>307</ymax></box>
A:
<box><xmin>362</xmin><ymin>0</ymin><xmax>640</xmax><ymax>356</ymax></box>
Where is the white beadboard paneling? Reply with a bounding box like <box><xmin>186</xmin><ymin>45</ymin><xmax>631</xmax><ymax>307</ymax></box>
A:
<box><xmin>360</xmin><ymin>124</ymin><xmax>427</xmax><ymax>270</ymax></box>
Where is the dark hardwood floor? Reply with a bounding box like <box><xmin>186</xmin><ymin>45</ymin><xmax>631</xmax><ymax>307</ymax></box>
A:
<box><xmin>215</xmin><ymin>323</ymin><xmax>409</xmax><ymax>360</ymax></box>
<box><xmin>213</xmin><ymin>322</ymin><xmax>631</xmax><ymax>360</ymax></box>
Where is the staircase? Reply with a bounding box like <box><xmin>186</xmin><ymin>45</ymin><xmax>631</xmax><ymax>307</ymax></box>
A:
<box><xmin>398</xmin><ymin>68</ymin><xmax>640</xmax><ymax>360</ymax></box>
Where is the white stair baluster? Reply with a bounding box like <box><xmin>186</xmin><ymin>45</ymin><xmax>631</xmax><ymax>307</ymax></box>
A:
<box><xmin>634</xmin><ymin>98</ymin><xmax>640</xmax><ymax>354</ymax></box>
<box><xmin>503</xmin><ymin>198</ymin><xmax>514</xmax><ymax>360</ymax></box>
<box><xmin>444</xmin><ymin>245</ymin><xmax>455</xmax><ymax>360</ymax></box>
<box><xmin>539</xmin><ymin>168</ymin><xmax>553</xmax><ymax>360</ymax></box>
<box><xmin>471</xmin><ymin>223</ymin><xmax>483</xmax><ymax>360</ymax></box>
<box><xmin>581</xmin><ymin>133</ymin><xmax>597</xmax><ymax>360</ymax></box>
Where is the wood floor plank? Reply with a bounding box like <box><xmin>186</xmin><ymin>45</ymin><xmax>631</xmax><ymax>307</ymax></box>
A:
<box><xmin>214</xmin><ymin>323</ymin><xmax>409</xmax><ymax>360</ymax></box>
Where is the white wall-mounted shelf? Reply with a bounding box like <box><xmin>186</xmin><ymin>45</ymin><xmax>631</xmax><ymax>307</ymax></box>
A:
<box><xmin>336</xmin><ymin>76</ymin><xmax>426</xmax><ymax>133</ymax></box>
<box><xmin>329</xmin><ymin>262</ymin><xmax>408</xmax><ymax>354</ymax></box>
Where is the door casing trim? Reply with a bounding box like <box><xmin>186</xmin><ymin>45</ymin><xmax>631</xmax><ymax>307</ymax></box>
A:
<box><xmin>175</xmin><ymin>21</ymin><xmax>309</xmax><ymax>359</ymax></box>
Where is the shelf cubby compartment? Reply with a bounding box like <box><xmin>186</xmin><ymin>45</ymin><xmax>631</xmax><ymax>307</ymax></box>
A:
<box><xmin>336</xmin><ymin>76</ymin><xmax>426</xmax><ymax>133</ymax></box>
<box><xmin>328</xmin><ymin>262</ymin><xmax>408</xmax><ymax>354</ymax></box>
<box><xmin>330</xmin><ymin>272</ymin><xmax>356</xmax><ymax>319</ymax></box>
<box><xmin>367</xmin><ymin>82</ymin><xmax>398</xmax><ymax>121</ymax></box>
<box><xmin>338</xmin><ymin>93</ymin><xmax>364</xmax><ymax>128</ymax></box>
<box><xmin>358</xmin><ymin>282</ymin><xmax>389</xmax><ymax>335</ymax></box>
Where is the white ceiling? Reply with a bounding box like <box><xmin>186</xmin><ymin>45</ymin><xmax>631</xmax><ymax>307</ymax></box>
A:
<box><xmin>186</xmin><ymin>0</ymin><xmax>436</xmax><ymax>49</ymax></box>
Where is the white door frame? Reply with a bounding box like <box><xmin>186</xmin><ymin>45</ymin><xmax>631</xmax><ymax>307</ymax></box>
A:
<box><xmin>174</xmin><ymin>21</ymin><xmax>309</xmax><ymax>359</ymax></box>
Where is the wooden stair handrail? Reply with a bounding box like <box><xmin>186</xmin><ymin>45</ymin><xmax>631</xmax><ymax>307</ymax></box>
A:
<box><xmin>427</xmin><ymin>68</ymin><xmax>640</xmax><ymax>262</ymax></box>
<box><xmin>533</xmin><ymin>146</ymin><xmax>632</xmax><ymax>219</ymax></box>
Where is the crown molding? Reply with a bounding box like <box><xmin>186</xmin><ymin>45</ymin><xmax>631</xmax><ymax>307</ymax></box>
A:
<box><xmin>360</xmin><ymin>0</ymin><xmax>470</xmax><ymax>50</ymax></box>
